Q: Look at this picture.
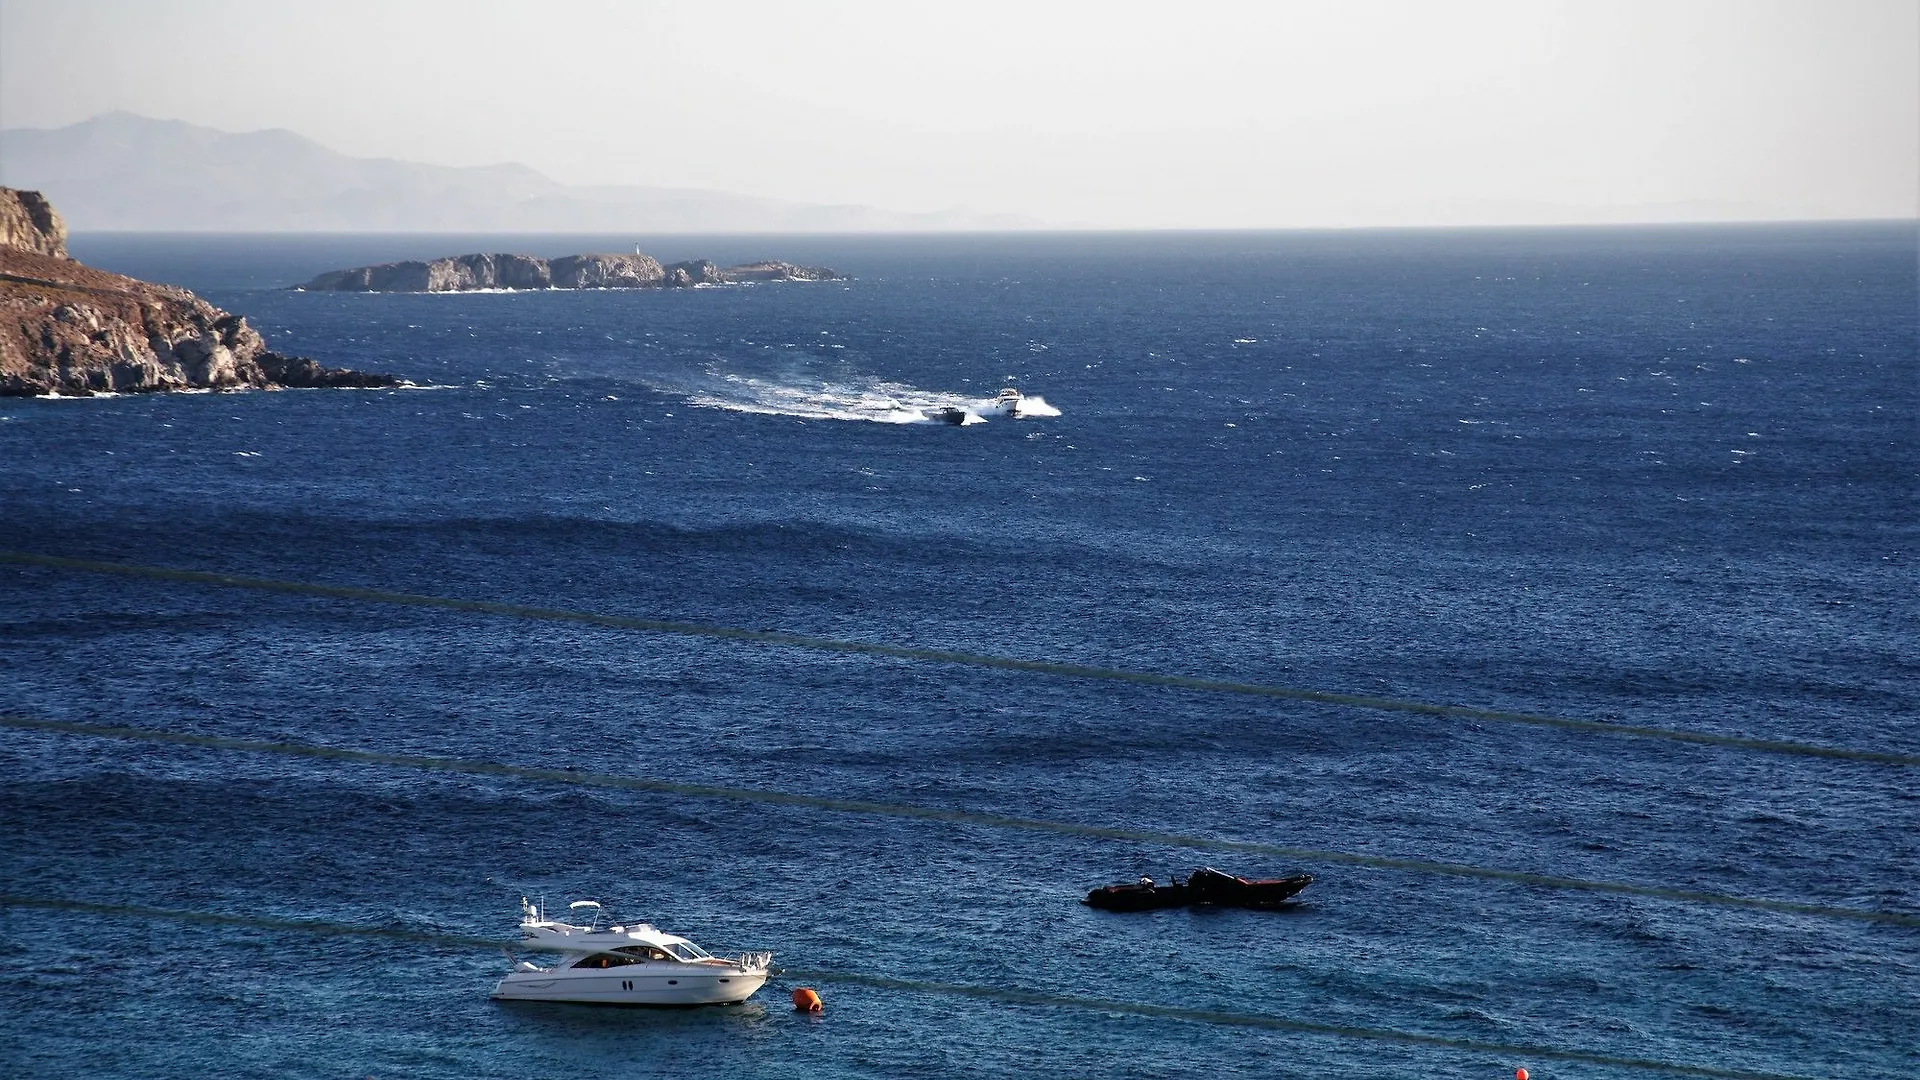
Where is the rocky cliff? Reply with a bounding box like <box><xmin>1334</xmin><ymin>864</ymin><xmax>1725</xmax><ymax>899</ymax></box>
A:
<box><xmin>294</xmin><ymin>252</ymin><xmax>841</xmax><ymax>292</ymax></box>
<box><xmin>721</xmin><ymin>260</ymin><xmax>841</xmax><ymax>282</ymax></box>
<box><xmin>0</xmin><ymin>188</ymin><xmax>68</xmax><ymax>258</ymax></box>
<box><xmin>1</xmin><ymin>187</ymin><xmax>400</xmax><ymax>396</ymax></box>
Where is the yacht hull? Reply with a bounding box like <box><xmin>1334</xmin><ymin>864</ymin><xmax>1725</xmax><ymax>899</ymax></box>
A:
<box><xmin>492</xmin><ymin>967</ymin><xmax>769</xmax><ymax>1006</ymax></box>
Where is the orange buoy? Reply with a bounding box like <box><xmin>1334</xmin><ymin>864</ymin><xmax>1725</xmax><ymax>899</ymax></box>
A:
<box><xmin>791</xmin><ymin>987</ymin><xmax>823</xmax><ymax>1013</ymax></box>
<box><xmin>1516</xmin><ymin>1069</ymin><xmax>1529</xmax><ymax>1080</ymax></box>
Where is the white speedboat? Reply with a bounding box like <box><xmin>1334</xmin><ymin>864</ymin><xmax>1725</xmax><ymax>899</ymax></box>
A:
<box><xmin>491</xmin><ymin>899</ymin><xmax>773</xmax><ymax>1006</ymax></box>
<box><xmin>983</xmin><ymin>388</ymin><xmax>1026</xmax><ymax>417</ymax></box>
<box><xmin>979</xmin><ymin>387</ymin><xmax>1060</xmax><ymax>419</ymax></box>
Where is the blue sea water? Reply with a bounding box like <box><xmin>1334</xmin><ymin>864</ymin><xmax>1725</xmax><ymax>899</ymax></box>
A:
<box><xmin>2</xmin><ymin>224</ymin><xmax>1916</xmax><ymax>1079</ymax></box>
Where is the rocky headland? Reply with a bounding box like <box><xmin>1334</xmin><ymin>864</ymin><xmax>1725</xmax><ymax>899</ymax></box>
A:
<box><xmin>294</xmin><ymin>252</ymin><xmax>842</xmax><ymax>292</ymax></box>
<box><xmin>1</xmin><ymin>187</ymin><xmax>401</xmax><ymax>397</ymax></box>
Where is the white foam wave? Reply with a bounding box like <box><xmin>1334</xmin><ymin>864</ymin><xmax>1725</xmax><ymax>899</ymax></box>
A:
<box><xmin>671</xmin><ymin>370</ymin><xmax>969</xmax><ymax>425</ymax></box>
<box><xmin>1007</xmin><ymin>394</ymin><xmax>1062</xmax><ymax>418</ymax></box>
<box><xmin>651</xmin><ymin>362</ymin><xmax>1055</xmax><ymax>426</ymax></box>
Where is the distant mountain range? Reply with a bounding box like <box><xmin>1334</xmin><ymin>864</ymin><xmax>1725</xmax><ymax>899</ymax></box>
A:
<box><xmin>0</xmin><ymin>112</ymin><xmax>1036</xmax><ymax>233</ymax></box>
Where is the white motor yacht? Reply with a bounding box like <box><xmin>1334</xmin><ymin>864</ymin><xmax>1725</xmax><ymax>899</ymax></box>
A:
<box><xmin>979</xmin><ymin>387</ymin><xmax>1060</xmax><ymax>419</ymax></box>
<box><xmin>983</xmin><ymin>388</ymin><xmax>1026</xmax><ymax>416</ymax></box>
<box><xmin>491</xmin><ymin>899</ymin><xmax>773</xmax><ymax>1006</ymax></box>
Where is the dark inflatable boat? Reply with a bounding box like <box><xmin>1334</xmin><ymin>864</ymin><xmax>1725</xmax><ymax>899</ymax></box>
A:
<box><xmin>1082</xmin><ymin>876</ymin><xmax>1192</xmax><ymax>912</ymax></box>
<box><xmin>1083</xmin><ymin>867</ymin><xmax>1312</xmax><ymax>912</ymax></box>
<box><xmin>1184</xmin><ymin>866</ymin><xmax>1314</xmax><ymax>909</ymax></box>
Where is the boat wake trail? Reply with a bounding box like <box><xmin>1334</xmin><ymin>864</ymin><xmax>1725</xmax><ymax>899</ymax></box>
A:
<box><xmin>683</xmin><ymin>370</ymin><xmax>964</xmax><ymax>424</ymax></box>
<box><xmin>651</xmin><ymin>360</ymin><xmax>1057</xmax><ymax>426</ymax></box>
<box><xmin>1011</xmin><ymin>395</ymin><xmax>1062</xmax><ymax>418</ymax></box>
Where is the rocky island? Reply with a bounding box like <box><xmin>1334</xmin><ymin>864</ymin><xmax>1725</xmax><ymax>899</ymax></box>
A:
<box><xmin>1</xmin><ymin>187</ymin><xmax>401</xmax><ymax>397</ymax></box>
<box><xmin>293</xmin><ymin>252</ymin><xmax>843</xmax><ymax>292</ymax></box>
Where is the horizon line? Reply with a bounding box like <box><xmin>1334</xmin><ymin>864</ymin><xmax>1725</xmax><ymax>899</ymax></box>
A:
<box><xmin>57</xmin><ymin>216</ymin><xmax>1920</xmax><ymax>238</ymax></box>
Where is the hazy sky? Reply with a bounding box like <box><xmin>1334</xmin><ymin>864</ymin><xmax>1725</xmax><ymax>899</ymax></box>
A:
<box><xmin>3</xmin><ymin>0</ymin><xmax>1915</xmax><ymax>227</ymax></box>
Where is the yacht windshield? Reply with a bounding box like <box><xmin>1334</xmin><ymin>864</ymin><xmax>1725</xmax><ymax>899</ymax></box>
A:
<box><xmin>571</xmin><ymin>952</ymin><xmax>641</xmax><ymax>969</ymax></box>
<box><xmin>665</xmin><ymin>942</ymin><xmax>710</xmax><ymax>961</ymax></box>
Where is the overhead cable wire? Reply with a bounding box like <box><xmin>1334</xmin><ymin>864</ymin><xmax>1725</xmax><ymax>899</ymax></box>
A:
<box><xmin>0</xmin><ymin>892</ymin><xmax>1816</xmax><ymax>1080</ymax></box>
<box><xmin>3</xmin><ymin>551</ymin><xmax>1913</xmax><ymax>767</ymax></box>
<box><xmin>5</xmin><ymin>714</ymin><xmax>1914</xmax><ymax>928</ymax></box>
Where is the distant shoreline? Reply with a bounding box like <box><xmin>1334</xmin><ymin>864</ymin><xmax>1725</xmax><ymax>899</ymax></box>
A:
<box><xmin>57</xmin><ymin>218</ymin><xmax>1917</xmax><ymax>241</ymax></box>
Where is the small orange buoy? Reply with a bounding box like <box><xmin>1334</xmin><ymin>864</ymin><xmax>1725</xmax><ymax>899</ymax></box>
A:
<box><xmin>1516</xmin><ymin>1069</ymin><xmax>1530</xmax><ymax>1080</ymax></box>
<box><xmin>791</xmin><ymin>987</ymin><xmax>823</xmax><ymax>1013</ymax></box>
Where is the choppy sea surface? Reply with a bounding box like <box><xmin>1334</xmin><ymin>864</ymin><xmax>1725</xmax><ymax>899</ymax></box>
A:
<box><xmin>2</xmin><ymin>225</ymin><xmax>1916</xmax><ymax>1079</ymax></box>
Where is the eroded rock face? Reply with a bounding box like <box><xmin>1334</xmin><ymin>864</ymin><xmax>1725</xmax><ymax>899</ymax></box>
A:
<box><xmin>295</xmin><ymin>252</ymin><xmax>843</xmax><ymax>291</ymax></box>
<box><xmin>421</xmin><ymin>253</ymin><xmax>551</xmax><ymax>290</ymax></box>
<box><xmin>550</xmin><ymin>253</ymin><xmax>665</xmax><ymax>288</ymax></box>
<box><xmin>0</xmin><ymin>188</ymin><xmax>68</xmax><ymax>258</ymax></box>
<box><xmin>663</xmin><ymin>259</ymin><xmax>722</xmax><ymax>287</ymax></box>
<box><xmin>1</xmin><ymin>186</ymin><xmax>400</xmax><ymax>397</ymax></box>
<box><xmin>720</xmin><ymin>261</ymin><xmax>840</xmax><ymax>282</ymax></box>
<box><xmin>300</xmin><ymin>253</ymin><xmax>557</xmax><ymax>292</ymax></box>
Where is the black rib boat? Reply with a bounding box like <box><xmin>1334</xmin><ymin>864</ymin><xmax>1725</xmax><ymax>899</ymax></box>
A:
<box><xmin>1082</xmin><ymin>867</ymin><xmax>1313</xmax><ymax>912</ymax></box>
<box><xmin>1082</xmin><ymin>877</ymin><xmax>1192</xmax><ymax>912</ymax></box>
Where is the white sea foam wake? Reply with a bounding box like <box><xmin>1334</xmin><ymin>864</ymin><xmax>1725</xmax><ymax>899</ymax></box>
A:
<box><xmin>1011</xmin><ymin>395</ymin><xmax>1061</xmax><ymax>418</ymax></box>
<box><xmin>654</xmin><ymin>362</ymin><xmax>1057</xmax><ymax>426</ymax></box>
